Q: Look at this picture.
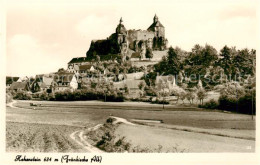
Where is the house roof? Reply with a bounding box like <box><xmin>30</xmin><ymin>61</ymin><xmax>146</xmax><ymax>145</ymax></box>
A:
<box><xmin>68</xmin><ymin>57</ymin><xmax>90</xmax><ymax>64</ymax></box>
<box><xmin>79</xmin><ymin>64</ymin><xmax>92</xmax><ymax>70</ymax></box>
<box><xmin>6</xmin><ymin>76</ymin><xmax>19</xmax><ymax>85</ymax></box>
<box><xmin>10</xmin><ymin>82</ymin><xmax>29</xmax><ymax>90</ymax></box>
<box><xmin>42</xmin><ymin>76</ymin><xmax>53</xmax><ymax>86</ymax></box>
<box><xmin>53</xmin><ymin>71</ymin><xmax>75</xmax><ymax>83</ymax></box>
<box><xmin>114</xmin><ymin>79</ymin><xmax>145</xmax><ymax>89</ymax></box>
<box><xmin>37</xmin><ymin>82</ymin><xmax>47</xmax><ymax>88</ymax></box>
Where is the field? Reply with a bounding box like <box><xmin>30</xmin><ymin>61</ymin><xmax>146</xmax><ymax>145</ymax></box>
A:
<box><xmin>6</xmin><ymin>122</ymin><xmax>86</xmax><ymax>152</ymax></box>
<box><xmin>6</xmin><ymin>100</ymin><xmax>256</xmax><ymax>152</ymax></box>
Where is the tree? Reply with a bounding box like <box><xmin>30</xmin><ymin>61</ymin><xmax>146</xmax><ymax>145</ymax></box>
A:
<box><xmin>232</xmin><ymin>48</ymin><xmax>255</xmax><ymax>79</ymax></box>
<box><xmin>179</xmin><ymin>91</ymin><xmax>186</xmax><ymax>104</ymax></box>
<box><xmin>202</xmin><ymin>44</ymin><xmax>218</xmax><ymax>67</ymax></box>
<box><xmin>154</xmin><ymin>47</ymin><xmax>181</xmax><ymax>75</ymax></box>
<box><xmin>197</xmin><ymin>89</ymin><xmax>206</xmax><ymax>105</ymax></box>
<box><xmin>114</xmin><ymin>67</ymin><xmax>120</xmax><ymax>82</ymax></box>
<box><xmin>154</xmin><ymin>56</ymin><xmax>167</xmax><ymax>73</ymax></box>
<box><xmin>143</xmin><ymin>72</ymin><xmax>157</xmax><ymax>86</ymax></box>
<box><xmin>186</xmin><ymin>91</ymin><xmax>196</xmax><ymax>104</ymax></box>
<box><xmin>145</xmin><ymin>48</ymin><xmax>153</xmax><ymax>60</ymax></box>
<box><xmin>166</xmin><ymin>47</ymin><xmax>181</xmax><ymax>75</ymax></box>
<box><xmin>58</xmin><ymin>68</ymin><xmax>65</xmax><ymax>72</ymax></box>
<box><xmin>124</xmin><ymin>84</ymin><xmax>129</xmax><ymax>94</ymax></box>
<box><xmin>218</xmin><ymin>45</ymin><xmax>232</xmax><ymax>76</ymax></box>
<box><xmin>138</xmin><ymin>81</ymin><xmax>146</xmax><ymax>99</ymax></box>
<box><xmin>138</xmin><ymin>81</ymin><xmax>145</xmax><ymax>91</ymax></box>
<box><xmin>174</xmin><ymin>46</ymin><xmax>189</xmax><ymax>63</ymax></box>
<box><xmin>96</xmin><ymin>55</ymin><xmax>101</xmax><ymax>63</ymax></box>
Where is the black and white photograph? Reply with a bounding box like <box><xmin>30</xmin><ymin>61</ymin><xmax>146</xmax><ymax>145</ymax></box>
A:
<box><xmin>1</xmin><ymin>0</ymin><xmax>259</xmax><ymax>164</ymax></box>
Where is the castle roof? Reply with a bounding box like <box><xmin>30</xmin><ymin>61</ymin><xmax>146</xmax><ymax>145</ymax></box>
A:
<box><xmin>147</xmin><ymin>21</ymin><xmax>164</xmax><ymax>31</ymax></box>
<box><xmin>116</xmin><ymin>24</ymin><xmax>127</xmax><ymax>34</ymax></box>
<box><xmin>116</xmin><ymin>17</ymin><xmax>127</xmax><ymax>34</ymax></box>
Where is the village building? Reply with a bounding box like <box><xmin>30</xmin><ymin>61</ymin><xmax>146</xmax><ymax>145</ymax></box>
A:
<box><xmin>67</xmin><ymin>57</ymin><xmax>91</xmax><ymax>73</ymax></box>
<box><xmin>155</xmin><ymin>75</ymin><xmax>177</xmax><ymax>92</ymax></box>
<box><xmin>79</xmin><ymin>64</ymin><xmax>95</xmax><ymax>73</ymax></box>
<box><xmin>67</xmin><ymin>57</ymin><xmax>96</xmax><ymax>74</ymax></box>
<box><xmin>6</xmin><ymin>77</ymin><xmax>19</xmax><ymax>88</ymax></box>
<box><xmin>113</xmin><ymin>71</ymin><xmax>145</xmax><ymax>95</ymax></box>
<box><xmin>53</xmin><ymin>71</ymin><xmax>79</xmax><ymax>92</ymax></box>
<box><xmin>114</xmin><ymin>79</ymin><xmax>146</xmax><ymax>96</ymax></box>
<box><xmin>31</xmin><ymin>75</ymin><xmax>54</xmax><ymax>92</ymax></box>
<box><xmin>10</xmin><ymin>81</ymin><xmax>30</xmax><ymax>92</ymax></box>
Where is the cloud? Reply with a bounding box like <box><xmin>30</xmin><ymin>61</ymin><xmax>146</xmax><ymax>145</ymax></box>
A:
<box><xmin>7</xmin><ymin>34</ymin><xmax>65</xmax><ymax>76</ymax></box>
<box><xmin>76</xmin><ymin>15</ymin><xmax>116</xmax><ymax>40</ymax></box>
<box><xmin>6</xmin><ymin>0</ymin><xmax>257</xmax><ymax>77</ymax></box>
<box><xmin>219</xmin><ymin>6</ymin><xmax>256</xmax><ymax>20</ymax></box>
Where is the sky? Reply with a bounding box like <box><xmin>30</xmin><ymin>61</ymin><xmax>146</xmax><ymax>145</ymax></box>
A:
<box><xmin>6</xmin><ymin>0</ymin><xmax>257</xmax><ymax>77</ymax></box>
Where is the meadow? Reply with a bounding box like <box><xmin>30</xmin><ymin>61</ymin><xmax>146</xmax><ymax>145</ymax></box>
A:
<box><xmin>6</xmin><ymin>100</ymin><xmax>255</xmax><ymax>152</ymax></box>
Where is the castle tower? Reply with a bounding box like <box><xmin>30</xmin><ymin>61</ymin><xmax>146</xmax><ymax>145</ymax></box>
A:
<box><xmin>116</xmin><ymin>17</ymin><xmax>127</xmax><ymax>45</ymax></box>
<box><xmin>153</xmin><ymin>14</ymin><xmax>158</xmax><ymax>23</ymax></box>
<box><xmin>116</xmin><ymin>17</ymin><xmax>127</xmax><ymax>35</ymax></box>
<box><xmin>147</xmin><ymin>14</ymin><xmax>167</xmax><ymax>50</ymax></box>
<box><xmin>147</xmin><ymin>14</ymin><xmax>165</xmax><ymax>38</ymax></box>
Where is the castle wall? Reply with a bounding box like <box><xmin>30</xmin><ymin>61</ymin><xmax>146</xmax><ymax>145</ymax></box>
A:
<box><xmin>127</xmin><ymin>30</ymin><xmax>138</xmax><ymax>50</ymax></box>
<box><xmin>127</xmin><ymin>30</ymin><xmax>154</xmax><ymax>51</ymax></box>
<box><xmin>156</xmin><ymin>27</ymin><xmax>165</xmax><ymax>38</ymax></box>
<box><xmin>86</xmin><ymin>16</ymin><xmax>167</xmax><ymax>60</ymax></box>
<box><xmin>136</xmin><ymin>30</ymin><xmax>154</xmax><ymax>41</ymax></box>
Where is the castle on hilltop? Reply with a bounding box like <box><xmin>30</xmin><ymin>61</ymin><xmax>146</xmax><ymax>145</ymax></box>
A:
<box><xmin>86</xmin><ymin>15</ymin><xmax>168</xmax><ymax>61</ymax></box>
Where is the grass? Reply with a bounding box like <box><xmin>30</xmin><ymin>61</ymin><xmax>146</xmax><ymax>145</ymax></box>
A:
<box><xmin>85</xmin><ymin>118</ymin><xmax>186</xmax><ymax>153</ymax></box>
<box><xmin>6</xmin><ymin>100</ymin><xmax>255</xmax><ymax>152</ymax></box>
<box><xmin>10</xmin><ymin>100</ymin><xmax>255</xmax><ymax>130</ymax></box>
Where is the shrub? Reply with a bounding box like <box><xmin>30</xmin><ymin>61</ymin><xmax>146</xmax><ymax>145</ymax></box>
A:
<box><xmin>53</xmin><ymin>88</ymin><xmax>124</xmax><ymax>102</ymax></box>
<box><xmin>6</xmin><ymin>92</ymin><xmax>13</xmax><ymax>103</ymax></box>
<box><xmin>238</xmin><ymin>90</ymin><xmax>256</xmax><ymax>115</ymax></box>
<box><xmin>199</xmin><ymin>99</ymin><xmax>219</xmax><ymax>109</ymax></box>
<box><xmin>39</xmin><ymin>92</ymin><xmax>48</xmax><ymax>100</ymax></box>
<box><xmin>218</xmin><ymin>95</ymin><xmax>237</xmax><ymax>111</ymax></box>
<box><xmin>106</xmin><ymin>117</ymin><xmax>116</xmax><ymax>123</ymax></box>
<box><xmin>218</xmin><ymin>88</ymin><xmax>255</xmax><ymax>115</ymax></box>
<box><xmin>48</xmin><ymin>93</ymin><xmax>55</xmax><ymax>101</ymax></box>
<box><xmin>144</xmin><ymin>87</ymin><xmax>157</xmax><ymax>96</ymax></box>
<box><xmin>13</xmin><ymin>91</ymin><xmax>32</xmax><ymax>100</ymax></box>
<box><xmin>151</xmin><ymin>99</ymin><xmax>169</xmax><ymax>104</ymax></box>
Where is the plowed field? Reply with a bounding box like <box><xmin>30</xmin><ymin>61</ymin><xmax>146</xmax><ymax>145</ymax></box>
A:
<box><xmin>6</xmin><ymin>122</ymin><xmax>86</xmax><ymax>152</ymax></box>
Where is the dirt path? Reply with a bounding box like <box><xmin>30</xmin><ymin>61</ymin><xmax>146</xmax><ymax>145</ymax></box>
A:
<box><xmin>6</xmin><ymin>100</ymin><xmax>18</xmax><ymax>109</ymax></box>
<box><xmin>70</xmin><ymin>124</ymin><xmax>104</xmax><ymax>153</ymax></box>
<box><xmin>110</xmin><ymin>116</ymin><xmax>136</xmax><ymax>125</ymax></box>
<box><xmin>69</xmin><ymin>116</ymin><xmax>136</xmax><ymax>153</ymax></box>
